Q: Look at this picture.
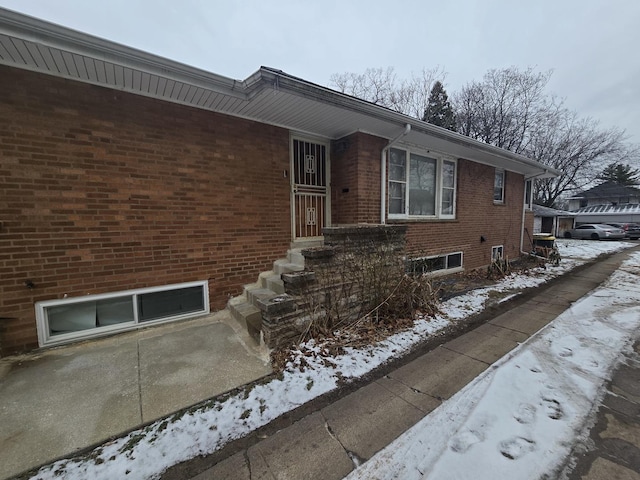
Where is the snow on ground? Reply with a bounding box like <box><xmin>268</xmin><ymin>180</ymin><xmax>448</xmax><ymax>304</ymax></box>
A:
<box><xmin>346</xmin><ymin>248</ymin><xmax>640</xmax><ymax>480</ymax></box>
<box><xmin>29</xmin><ymin>240</ymin><xmax>634</xmax><ymax>480</ymax></box>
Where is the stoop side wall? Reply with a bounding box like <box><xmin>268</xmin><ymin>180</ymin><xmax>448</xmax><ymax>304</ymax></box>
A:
<box><xmin>0</xmin><ymin>66</ymin><xmax>291</xmax><ymax>355</ymax></box>
<box><xmin>330</xmin><ymin>132</ymin><xmax>529</xmax><ymax>271</ymax></box>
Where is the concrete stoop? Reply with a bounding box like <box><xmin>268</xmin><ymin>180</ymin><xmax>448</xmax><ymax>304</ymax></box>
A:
<box><xmin>228</xmin><ymin>249</ymin><xmax>305</xmax><ymax>345</ymax></box>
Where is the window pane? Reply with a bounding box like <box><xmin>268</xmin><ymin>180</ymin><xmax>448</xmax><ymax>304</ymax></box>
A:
<box><xmin>389</xmin><ymin>182</ymin><xmax>406</xmax><ymax>214</ymax></box>
<box><xmin>494</xmin><ymin>171</ymin><xmax>504</xmax><ymax>202</ymax></box>
<box><xmin>447</xmin><ymin>253</ymin><xmax>462</xmax><ymax>269</ymax></box>
<box><xmin>442</xmin><ymin>161</ymin><xmax>455</xmax><ymax>188</ymax></box>
<box><xmin>389</xmin><ymin>149</ymin><xmax>406</xmax><ymax>181</ymax></box>
<box><xmin>48</xmin><ymin>301</ymin><xmax>97</xmax><ymax>335</ymax></box>
<box><xmin>48</xmin><ymin>297</ymin><xmax>135</xmax><ymax>335</ymax></box>
<box><xmin>409</xmin><ymin>256</ymin><xmax>446</xmax><ymax>274</ymax></box>
<box><xmin>441</xmin><ymin>189</ymin><xmax>454</xmax><ymax>215</ymax></box>
<box><xmin>138</xmin><ymin>286</ymin><xmax>205</xmax><ymax>322</ymax></box>
<box><xmin>97</xmin><ymin>297</ymin><xmax>135</xmax><ymax>326</ymax></box>
<box><xmin>409</xmin><ymin>154</ymin><xmax>436</xmax><ymax>215</ymax></box>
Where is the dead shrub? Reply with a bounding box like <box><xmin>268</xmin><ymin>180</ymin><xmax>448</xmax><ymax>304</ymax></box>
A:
<box><xmin>298</xmin><ymin>230</ymin><xmax>440</xmax><ymax>345</ymax></box>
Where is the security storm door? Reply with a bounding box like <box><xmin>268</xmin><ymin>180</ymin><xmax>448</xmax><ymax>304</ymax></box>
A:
<box><xmin>291</xmin><ymin>138</ymin><xmax>329</xmax><ymax>240</ymax></box>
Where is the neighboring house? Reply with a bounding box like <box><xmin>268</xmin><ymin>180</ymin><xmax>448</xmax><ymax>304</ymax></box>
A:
<box><xmin>0</xmin><ymin>8</ymin><xmax>558</xmax><ymax>356</ymax></box>
<box><xmin>532</xmin><ymin>205</ymin><xmax>575</xmax><ymax>238</ymax></box>
<box><xmin>571</xmin><ymin>204</ymin><xmax>640</xmax><ymax>225</ymax></box>
<box><xmin>567</xmin><ymin>181</ymin><xmax>640</xmax><ymax>211</ymax></box>
<box><xmin>567</xmin><ymin>181</ymin><xmax>640</xmax><ymax>225</ymax></box>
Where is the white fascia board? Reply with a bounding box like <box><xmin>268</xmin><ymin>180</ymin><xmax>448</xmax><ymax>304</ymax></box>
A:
<box><xmin>0</xmin><ymin>6</ymin><xmax>247</xmax><ymax>100</ymax></box>
<box><xmin>257</xmin><ymin>67</ymin><xmax>559</xmax><ymax>179</ymax></box>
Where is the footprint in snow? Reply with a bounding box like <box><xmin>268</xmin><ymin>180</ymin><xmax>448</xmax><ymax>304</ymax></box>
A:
<box><xmin>513</xmin><ymin>403</ymin><xmax>537</xmax><ymax>424</ymax></box>
<box><xmin>449</xmin><ymin>429</ymin><xmax>485</xmax><ymax>453</ymax></box>
<box><xmin>558</xmin><ymin>347</ymin><xmax>573</xmax><ymax>358</ymax></box>
<box><xmin>499</xmin><ymin>437</ymin><xmax>536</xmax><ymax>460</ymax></box>
<box><xmin>529</xmin><ymin>365</ymin><xmax>542</xmax><ymax>373</ymax></box>
<box><xmin>542</xmin><ymin>396</ymin><xmax>564</xmax><ymax>420</ymax></box>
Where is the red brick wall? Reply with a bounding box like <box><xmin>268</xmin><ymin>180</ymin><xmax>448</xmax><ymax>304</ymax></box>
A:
<box><xmin>330</xmin><ymin>133</ymin><xmax>529</xmax><ymax>271</ymax></box>
<box><xmin>405</xmin><ymin>159</ymin><xmax>527</xmax><ymax>269</ymax></box>
<box><xmin>331</xmin><ymin>132</ymin><xmax>386</xmax><ymax>224</ymax></box>
<box><xmin>0</xmin><ymin>67</ymin><xmax>291</xmax><ymax>355</ymax></box>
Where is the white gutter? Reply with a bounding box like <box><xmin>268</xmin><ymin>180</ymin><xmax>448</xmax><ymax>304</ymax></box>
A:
<box><xmin>381</xmin><ymin>124</ymin><xmax>411</xmax><ymax>224</ymax></box>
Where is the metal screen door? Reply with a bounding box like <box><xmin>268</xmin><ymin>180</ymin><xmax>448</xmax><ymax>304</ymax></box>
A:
<box><xmin>291</xmin><ymin>138</ymin><xmax>329</xmax><ymax>240</ymax></box>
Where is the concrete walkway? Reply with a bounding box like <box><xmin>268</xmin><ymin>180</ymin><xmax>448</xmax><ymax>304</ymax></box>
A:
<box><xmin>160</xmin><ymin>247</ymin><xmax>640</xmax><ymax>480</ymax></box>
<box><xmin>0</xmin><ymin>311</ymin><xmax>272</xmax><ymax>480</ymax></box>
<box><xmin>566</xmin><ymin>338</ymin><xmax>640</xmax><ymax>479</ymax></box>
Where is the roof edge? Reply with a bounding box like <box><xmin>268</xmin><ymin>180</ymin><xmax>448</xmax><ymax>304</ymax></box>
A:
<box><xmin>0</xmin><ymin>6</ymin><xmax>247</xmax><ymax>99</ymax></box>
<box><xmin>257</xmin><ymin>67</ymin><xmax>560</xmax><ymax>178</ymax></box>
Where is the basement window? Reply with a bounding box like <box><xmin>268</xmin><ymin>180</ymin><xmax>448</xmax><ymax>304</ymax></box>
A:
<box><xmin>408</xmin><ymin>251</ymin><xmax>463</xmax><ymax>276</ymax></box>
<box><xmin>36</xmin><ymin>281</ymin><xmax>209</xmax><ymax>347</ymax></box>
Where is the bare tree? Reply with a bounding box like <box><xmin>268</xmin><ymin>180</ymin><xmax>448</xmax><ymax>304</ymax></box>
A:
<box><xmin>330</xmin><ymin>65</ymin><xmax>638</xmax><ymax>207</ymax></box>
<box><xmin>453</xmin><ymin>67</ymin><xmax>635</xmax><ymax>206</ymax></box>
<box><xmin>454</xmin><ymin>67</ymin><xmax>553</xmax><ymax>154</ymax></box>
<box><xmin>529</xmin><ymin>111</ymin><xmax>627</xmax><ymax>206</ymax></box>
<box><xmin>330</xmin><ymin>66</ymin><xmax>446</xmax><ymax>118</ymax></box>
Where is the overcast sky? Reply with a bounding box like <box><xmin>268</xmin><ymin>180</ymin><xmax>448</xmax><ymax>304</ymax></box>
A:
<box><xmin>2</xmin><ymin>0</ymin><xmax>639</xmax><ymax>144</ymax></box>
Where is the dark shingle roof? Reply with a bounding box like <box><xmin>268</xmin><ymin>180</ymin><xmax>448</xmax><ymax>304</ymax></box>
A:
<box><xmin>571</xmin><ymin>181</ymin><xmax>640</xmax><ymax>199</ymax></box>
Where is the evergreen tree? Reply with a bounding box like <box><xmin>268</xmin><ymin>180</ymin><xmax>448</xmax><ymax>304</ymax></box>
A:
<box><xmin>597</xmin><ymin>162</ymin><xmax>640</xmax><ymax>185</ymax></box>
<box><xmin>423</xmin><ymin>81</ymin><xmax>456</xmax><ymax>130</ymax></box>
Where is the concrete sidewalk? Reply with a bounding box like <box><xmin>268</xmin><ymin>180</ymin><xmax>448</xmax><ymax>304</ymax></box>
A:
<box><xmin>161</xmin><ymin>247</ymin><xmax>639</xmax><ymax>480</ymax></box>
<box><xmin>0</xmin><ymin>311</ymin><xmax>272</xmax><ymax>480</ymax></box>
<box><xmin>566</xmin><ymin>338</ymin><xmax>640</xmax><ymax>479</ymax></box>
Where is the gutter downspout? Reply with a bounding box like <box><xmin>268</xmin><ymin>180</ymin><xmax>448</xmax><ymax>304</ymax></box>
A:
<box><xmin>521</xmin><ymin>170</ymin><xmax>549</xmax><ymax>258</ymax></box>
<box><xmin>381</xmin><ymin>124</ymin><xmax>412</xmax><ymax>224</ymax></box>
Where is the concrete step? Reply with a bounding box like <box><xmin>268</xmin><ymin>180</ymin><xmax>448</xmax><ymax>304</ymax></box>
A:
<box><xmin>260</xmin><ymin>272</ymin><xmax>285</xmax><ymax>294</ymax></box>
<box><xmin>287</xmin><ymin>249</ymin><xmax>306</xmax><ymax>267</ymax></box>
<box><xmin>273</xmin><ymin>259</ymin><xmax>304</xmax><ymax>275</ymax></box>
<box><xmin>227</xmin><ymin>250</ymin><xmax>308</xmax><ymax>345</ymax></box>
<box><xmin>245</xmin><ymin>286</ymin><xmax>278</xmax><ymax>306</ymax></box>
<box><xmin>228</xmin><ymin>299</ymin><xmax>262</xmax><ymax>344</ymax></box>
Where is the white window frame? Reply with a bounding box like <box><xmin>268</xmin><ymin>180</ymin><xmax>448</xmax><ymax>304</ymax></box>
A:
<box><xmin>524</xmin><ymin>179</ymin><xmax>533</xmax><ymax>210</ymax></box>
<box><xmin>494</xmin><ymin>169</ymin><xmax>505</xmax><ymax>203</ymax></box>
<box><xmin>388</xmin><ymin>147</ymin><xmax>457</xmax><ymax>220</ymax></box>
<box><xmin>35</xmin><ymin>280</ymin><xmax>209</xmax><ymax>347</ymax></box>
<box><xmin>491</xmin><ymin>245</ymin><xmax>504</xmax><ymax>260</ymax></box>
<box><xmin>408</xmin><ymin>251</ymin><xmax>464</xmax><ymax>276</ymax></box>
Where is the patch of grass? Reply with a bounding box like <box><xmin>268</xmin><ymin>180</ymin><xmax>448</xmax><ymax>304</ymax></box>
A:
<box><xmin>119</xmin><ymin>433</ymin><xmax>145</xmax><ymax>454</ymax></box>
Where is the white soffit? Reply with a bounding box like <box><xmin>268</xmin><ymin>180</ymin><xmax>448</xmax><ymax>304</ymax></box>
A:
<box><xmin>0</xmin><ymin>7</ymin><xmax>558</xmax><ymax>179</ymax></box>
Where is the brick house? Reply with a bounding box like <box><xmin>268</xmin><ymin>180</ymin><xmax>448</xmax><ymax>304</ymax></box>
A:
<box><xmin>0</xmin><ymin>9</ymin><xmax>558</xmax><ymax>356</ymax></box>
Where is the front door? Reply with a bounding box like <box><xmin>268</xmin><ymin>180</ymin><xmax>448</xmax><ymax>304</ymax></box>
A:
<box><xmin>291</xmin><ymin>137</ymin><xmax>330</xmax><ymax>241</ymax></box>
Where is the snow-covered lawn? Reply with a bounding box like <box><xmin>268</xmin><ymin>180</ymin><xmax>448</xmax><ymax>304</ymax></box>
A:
<box><xmin>28</xmin><ymin>240</ymin><xmax>634</xmax><ymax>480</ymax></box>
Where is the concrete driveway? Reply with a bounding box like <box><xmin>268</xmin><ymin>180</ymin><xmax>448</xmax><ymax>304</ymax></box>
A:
<box><xmin>0</xmin><ymin>311</ymin><xmax>271</xmax><ymax>479</ymax></box>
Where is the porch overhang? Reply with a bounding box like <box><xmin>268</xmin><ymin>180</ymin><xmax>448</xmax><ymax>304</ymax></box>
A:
<box><xmin>0</xmin><ymin>7</ymin><xmax>558</xmax><ymax>179</ymax></box>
